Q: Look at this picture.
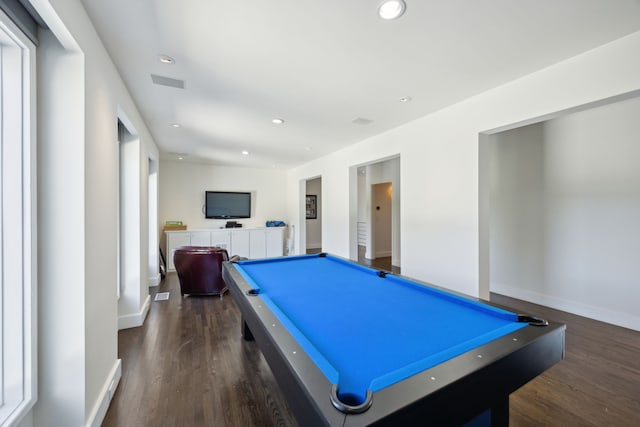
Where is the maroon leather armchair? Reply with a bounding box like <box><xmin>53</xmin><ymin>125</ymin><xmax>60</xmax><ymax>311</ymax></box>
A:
<box><xmin>173</xmin><ymin>246</ymin><xmax>232</xmax><ymax>298</ymax></box>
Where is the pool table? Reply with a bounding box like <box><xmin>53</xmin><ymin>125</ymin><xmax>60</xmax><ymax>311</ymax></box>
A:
<box><xmin>222</xmin><ymin>253</ymin><xmax>565</xmax><ymax>427</ymax></box>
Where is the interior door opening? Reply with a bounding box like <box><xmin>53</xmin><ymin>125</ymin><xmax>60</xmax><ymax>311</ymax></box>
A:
<box><xmin>305</xmin><ymin>177</ymin><xmax>322</xmax><ymax>254</ymax></box>
<box><xmin>351</xmin><ymin>156</ymin><xmax>401</xmax><ymax>273</ymax></box>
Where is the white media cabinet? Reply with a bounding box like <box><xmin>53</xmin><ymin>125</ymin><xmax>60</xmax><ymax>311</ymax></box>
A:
<box><xmin>165</xmin><ymin>227</ymin><xmax>285</xmax><ymax>271</ymax></box>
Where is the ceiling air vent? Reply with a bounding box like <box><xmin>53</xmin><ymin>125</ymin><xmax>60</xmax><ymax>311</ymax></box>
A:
<box><xmin>150</xmin><ymin>74</ymin><xmax>185</xmax><ymax>89</ymax></box>
<box><xmin>352</xmin><ymin>117</ymin><xmax>373</xmax><ymax>125</ymax></box>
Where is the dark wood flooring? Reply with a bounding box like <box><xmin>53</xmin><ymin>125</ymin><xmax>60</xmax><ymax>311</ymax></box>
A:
<box><xmin>491</xmin><ymin>294</ymin><xmax>640</xmax><ymax>427</ymax></box>
<box><xmin>355</xmin><ymin>245</ymin><xmax>401</xmax><ymax>274</ymax></box>
<box><xmin>103</xmin><ymin>260</ymin><xmax>640</xmax><ymax>427</ymax></box>
<box><xmin>102</xmin><ymin>274</ymin><xmax>297</xmax><ymax>427</ymax></box>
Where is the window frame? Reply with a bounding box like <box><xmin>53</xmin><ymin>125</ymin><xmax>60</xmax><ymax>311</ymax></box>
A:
<box><xmin>0</xmin><ymin>8</ymin><xmax>37</xmax><ymax>426</ymax></box>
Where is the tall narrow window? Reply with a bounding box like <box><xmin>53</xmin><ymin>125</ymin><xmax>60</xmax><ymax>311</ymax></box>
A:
<box><xmin>0</xmin><ymin>9</ymin><xmax>37</xmax><ymax>426</ymax></box>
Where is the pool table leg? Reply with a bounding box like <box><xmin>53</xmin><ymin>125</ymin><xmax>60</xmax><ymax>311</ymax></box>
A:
<box><xmin>241</xmin><ymin>316</ymin><xmax>254</xmax><ymax>341</ymax></box>
<box><xmin>490</xmin><ymin>396</ymin><xmax>509</xmax><ymax>427</ymax></box>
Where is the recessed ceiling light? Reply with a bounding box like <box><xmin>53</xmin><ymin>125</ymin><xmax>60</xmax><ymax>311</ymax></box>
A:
<box><xmin>378</xmin><ymin>0</ymin><xmax>406</xmax><ymax>20</ymax></box>
<box><xmin>171</xmin><ymin>123</ymin><xmax>181</xmax><ymax>128</ymax></box>
<box><xmin>158</xmin><ymin>55</ymin><xmax>175</xmax><ymax>64</ymax></box>
<box><xmin>272</xmin><ymin>118</ymin><xmax>285</xmax><ymax>124</ymax></box>
<box><xmin>169</xmin><ymin>152</ymin><xmax>187</xmax><ymax>159</ymax></box>
<box><xmin>241</xmin><ymin>150</ymin><xmax>249</xmax><ymax>155</ymax></box>
<box><xmin>399</xmin><ymin>96</ymin><xmax>412</xmax><ymax>103</ymax></box>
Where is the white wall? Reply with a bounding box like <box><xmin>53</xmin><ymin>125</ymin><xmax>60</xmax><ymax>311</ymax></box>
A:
<box><xmin>489</xmin><ymin>123</ymin><xmax>545</xmax><ymax>292</ymax></box>
<box><xmin>148</xmin><ymin>159</ymin><xmax>159</xmax><ymax>286</ymax></box>
<box><xmin>357</xmin><ymin>169</ymin><xmax>367</xmax><ymax>224</ymax></box>
<box><xmin>288</xmin><ymin>31</ymin><xmax>640</xmax><ymax>301</ymax></box>
<box><xmin>23</xmin><ymin>0</ymin><xmax>160</xmax><ymax>425</ymax></box>
<box><xmin>490</xmin><ymin>97</ymin><xmax>640</xmax><ymax>330</ymax></box>
<box><xmin>159</xmin><ymin>160</ymin><xmax>288</xmax><ymax>232</ymax></box>
<box><xmin>35</xmin><ymin>25</ymin><xmax>86</xmax><ymax>427</ymax></box>
<box><xmin>544</xmin><ymin>98</ymin><xmax>640</xmax><ymax>330</ymax></box>
<box><xmin>305</xmin><ymin>178</ymin><xmax>322</xmax><ymax>249</ymax></box>
<box><xmin>117</xmin><ymin>131</ymin><xmax>147</xmax><ymax>330</ymax></box>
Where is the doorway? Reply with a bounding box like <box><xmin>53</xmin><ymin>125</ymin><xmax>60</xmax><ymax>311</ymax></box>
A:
<box><xmin>148</xmin><ymin>157</ymin><xmax>159</xmax><ymax>286</ymax></box>
<box><xmin>372</xmin><ymin>182</ymin><xmax>392</xmax><ymax>259</ymax></box>
<box><xmin>352</xmin><ymin>156</ymin><xmax>401</xmax><ymax>273</ymax></box>
<box><xmin>305</xmin><ymin>177</ymin><xmax>322</xmax><ymax>253</ymax></box>
<box><xmin>117</xmin><ymin>118</ymin><xmax>146</xmax><ymax>329</ymax></box>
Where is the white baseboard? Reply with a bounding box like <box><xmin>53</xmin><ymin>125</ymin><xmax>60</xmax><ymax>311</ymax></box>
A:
<box><xmin>86</xmin><ymin>359</ymin><xmax>122</xmax><ymax>427</ymax></box>
<box><xmin>148</xmin><ymin>273</ymin><xmax>161</xmax><ymax>287</ymax></box>
<box><xmin>492</xmin><ymin>283</ymin><xmax>640</xmax><ymax>332</ymax></box>
<box><xmin>375</xmin><ymin>250</ymin><xmax>392</xmax><ymax>258</ymax></box>
<box><xmin>118</xmin><ymin>294</ymin><xmax>151</xmax><ymax>330</ymax></box>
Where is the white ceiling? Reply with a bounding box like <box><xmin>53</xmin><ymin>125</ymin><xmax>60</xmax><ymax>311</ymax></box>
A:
<box><xmin>80</xmin><ymin>0</ymin><xmax>640</xmax><ymax>169</ymax></box>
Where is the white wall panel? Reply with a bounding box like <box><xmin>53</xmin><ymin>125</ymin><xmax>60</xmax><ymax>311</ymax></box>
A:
<box><xmin>159</xmin><ymin>161</ymin><xmax>287</xmax><ymax>231</ymax></box>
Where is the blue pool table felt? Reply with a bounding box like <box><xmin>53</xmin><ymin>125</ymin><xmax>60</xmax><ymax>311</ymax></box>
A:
<box><xmin>236</xmin><ymin>254</ymin><xmax>527</xmax><ymax>404</ymax></box>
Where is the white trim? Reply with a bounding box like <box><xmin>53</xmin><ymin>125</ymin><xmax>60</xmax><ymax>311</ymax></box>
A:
<box><xmin>492</xmin><ymin>283</ymin><xmax>640</xmax><ymax>332</ymax></box>
<box><xmin>148</xmin><ymin>273</ymin><xmax>161</xmax><ymax>287</ymax></box>
<box><xmin>86</xmin><ymin>359</ymin><xmax>122</xmax><ymax>427</ymax></box>
<box><xmin>117</xmin><ymin>294</ymin><xmax>151</xmax><ymax>330</ymax></box>
<box><xmin>0</xmin><ymin>9</ymin><xmax>37</xmax><ymax>426</ymax></box>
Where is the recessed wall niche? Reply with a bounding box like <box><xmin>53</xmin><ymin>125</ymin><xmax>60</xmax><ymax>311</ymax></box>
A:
<box><xmin>483</xmin><ymin>96</ymin><xmax>640</xmax><ymax>331</ymax></box>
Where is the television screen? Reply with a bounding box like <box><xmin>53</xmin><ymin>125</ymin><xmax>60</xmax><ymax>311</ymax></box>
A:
<box><xmin>205</xmin><ymin>191</ymin><xmax>251</xmax><ymax>219</ymax></box>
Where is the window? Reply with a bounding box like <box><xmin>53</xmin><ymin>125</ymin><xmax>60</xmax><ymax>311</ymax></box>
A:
<box><xmin>0</xmin><ymin>9</ymin><xmax>37</xmax><ymax>426</ymax></box>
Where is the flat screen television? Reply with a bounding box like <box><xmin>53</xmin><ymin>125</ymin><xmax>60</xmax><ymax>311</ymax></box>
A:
<box><xmin>205</xmin><ymin>191</ymin><xmax>251</xmax><ymax>219</ymax></box>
